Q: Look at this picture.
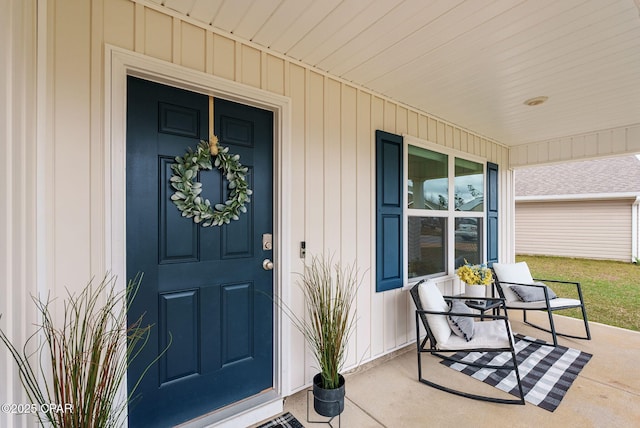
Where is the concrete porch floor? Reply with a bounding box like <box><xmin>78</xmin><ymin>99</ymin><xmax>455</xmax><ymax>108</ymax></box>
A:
<box><xmin>270</xmin><ymin>312</ymin><xmax>640</xmax><ymax>428</ymax></box>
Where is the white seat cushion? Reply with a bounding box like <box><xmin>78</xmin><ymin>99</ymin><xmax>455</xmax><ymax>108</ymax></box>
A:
<box><xmin>505</xmin><ymin>297</ymin><xmax>582</xmax><ymax>310</ymax></box>
<box><xmin>492</xmin><ymin>262</ymin><xmax>535</xmax><ymax>302</ymax></box>
<box><xmin>418</xmin><ymin>279</ymin><xmax>451</xmax><ymax>345</ymax></box>
<box><xmin>438</xmin><ymin>320</ymin><xmax>512</xmax><ymax>351</ymax></box>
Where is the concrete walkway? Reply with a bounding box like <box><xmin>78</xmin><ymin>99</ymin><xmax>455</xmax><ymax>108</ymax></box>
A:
<box><xmin>277</xmin><ymin>312</ymin><xmax>640</xmax><ymax>428</ymax></box>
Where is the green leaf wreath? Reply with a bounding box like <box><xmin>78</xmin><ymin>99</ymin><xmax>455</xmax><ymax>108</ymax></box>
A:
<box><xmin>170</xmin><ymin>136</ymin><xmax>251</xmax><ymax>227</ymax></box>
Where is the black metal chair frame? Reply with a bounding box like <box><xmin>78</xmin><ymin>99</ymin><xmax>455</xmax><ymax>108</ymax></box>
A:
<box><xmin>491</xmin><ymin>271</ymin><xmax>591</xmax><ymax>347</ymax></box>
<box><xmin>409</xmin><ymin>281</ymin><xmax>525</xmax><ymax>405</ymax></box>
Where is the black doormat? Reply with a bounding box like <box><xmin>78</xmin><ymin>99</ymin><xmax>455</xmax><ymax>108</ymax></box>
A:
<box><xmin>256</xmin><ymin>412</ymin><xmax>305</xmax><ymax>428</ymax></box>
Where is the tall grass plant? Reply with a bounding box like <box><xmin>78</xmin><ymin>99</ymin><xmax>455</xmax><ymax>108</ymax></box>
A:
<box><xmin>288</xmin><ymin>255</ymin><xmax>361</xmax><ymax>390</ymax></box>
<box><xmin>0</xmin><ymin>274</ymin><xmax>156</xmax><ymax>427</ymax></box>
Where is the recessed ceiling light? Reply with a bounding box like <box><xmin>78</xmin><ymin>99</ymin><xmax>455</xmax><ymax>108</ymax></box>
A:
<box><xmin>524</xmin><ymin>96</ymin><xmax>548</xmax><ymax>106</ymax></box>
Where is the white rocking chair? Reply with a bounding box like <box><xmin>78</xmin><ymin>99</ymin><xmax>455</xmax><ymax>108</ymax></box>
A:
<box><xmin>409</xmin><ymin>279</ymin><xmax>525</xmax><ymax>405</ymax></box>
<box><xmin>492</xmin><ymin>262</ymin><xmax>591</xmax><ymax>346</ymax></box>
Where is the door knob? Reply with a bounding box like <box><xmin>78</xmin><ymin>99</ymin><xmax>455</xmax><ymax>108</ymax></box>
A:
<box><xmin>262</xmin><ymin>259</ymin><xmax>274</xmax><ymax>270</ymax></box>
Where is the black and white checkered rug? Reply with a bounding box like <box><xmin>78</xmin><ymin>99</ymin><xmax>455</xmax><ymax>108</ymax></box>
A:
<box><xmin>441</xmin><ymin>335</ymin><xmax>592</xmax><ymax>411</ymax></box>
<box><xmin>256</xmin><ymin>412</ymin><xmax>304</xmax><ymax>428</ymax></box>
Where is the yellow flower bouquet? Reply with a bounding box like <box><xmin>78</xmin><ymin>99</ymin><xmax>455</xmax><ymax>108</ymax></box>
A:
<box><xmin>456</xmin><ymin>260</ymin><xmax>493</xmax><ymax>286</ymax></box>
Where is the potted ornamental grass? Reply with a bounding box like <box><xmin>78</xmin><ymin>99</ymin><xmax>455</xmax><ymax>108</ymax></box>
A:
<box><xmin>456</xmin><ymin>259</ymin><xmax>493</xmax><ymax>299</ymax></box>
<box><xmin>288</xmin><ymin>254</ymin><xmax>361</xmax><ymax>418</ymax></box>
<box><xmin>0</xmin><ymin>274</ymin><xmax>158</xmax><ymax>428</ymax></box>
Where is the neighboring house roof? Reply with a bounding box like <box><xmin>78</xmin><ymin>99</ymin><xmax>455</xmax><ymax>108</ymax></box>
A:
<box><xmin>515</xmin><ymin>155</ymin><xmax>640</xmax><ymax>198</ymax></box>
<box><xmin>456</xmin><ymin>197</ymin><xmax>484</xmax><ymax>211</ymax></box>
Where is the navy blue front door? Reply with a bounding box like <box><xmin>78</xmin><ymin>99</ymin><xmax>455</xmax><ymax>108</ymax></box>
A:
<box><xmin>126</xmin><ymin>77</ymin><xmax>274</xmax><ymax>427</ymax></box>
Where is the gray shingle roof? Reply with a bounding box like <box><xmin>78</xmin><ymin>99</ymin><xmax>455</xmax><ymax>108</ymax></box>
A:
<box><xmin>515</xmin><ymin>155</ymin><xmax>640</xmax><ymax>196</ymax></box>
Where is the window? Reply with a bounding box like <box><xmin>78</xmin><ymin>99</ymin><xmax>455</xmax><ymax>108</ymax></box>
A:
<box><xmin>454</xmin><ymin>157</ymin><xmax>484</xmax><ymax>268</ymax></box>
<box><xmin>408</xmin><ymin>145</ymin><xmax>448</xmax><ymax>210</ymax></box>
<box><xmin>407</xmin><ymin>216</ymin><xmax>446</xmax><ymax>278</ymax></box>
<box><xmin>375</xmin><ymin>130</ymin><xmax>498</xmax><ymax>292</ymax></box>
<box><xmin>406</xmin><ymin>142</ymin><xmax>486</xmax><ymax>280</ymax></box>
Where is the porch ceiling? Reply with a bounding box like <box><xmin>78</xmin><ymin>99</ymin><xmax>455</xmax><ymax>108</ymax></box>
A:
<box><xmin>146</xmin><ymin>0</ymin><xmax>640</xmax><ymax>147</ymax></box>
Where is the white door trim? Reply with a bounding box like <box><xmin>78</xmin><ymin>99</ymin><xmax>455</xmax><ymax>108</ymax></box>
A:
<box><xmin>104</xmin><ymin>44</ymin><xmax>292</xmax><ymax>427</ymax></box>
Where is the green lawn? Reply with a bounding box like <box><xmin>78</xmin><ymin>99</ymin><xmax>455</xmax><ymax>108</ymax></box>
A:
<box><xmin>516</xmin><ymin>255</ymin><xmax>640</xmax><ymax>332</ymax></box>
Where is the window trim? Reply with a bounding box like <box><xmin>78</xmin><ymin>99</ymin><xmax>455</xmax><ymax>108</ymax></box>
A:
<box><xmin>403</xmin><ymin>135</ymin><xmax>488</xmax><ymax>282</ymax></box>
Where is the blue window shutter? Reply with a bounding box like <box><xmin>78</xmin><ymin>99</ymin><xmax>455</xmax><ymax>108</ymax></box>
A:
<box><xmin>486</xmin><ymin>162</ymin><xmax>499</xmax><ymax>264</ymax></box>
<box><xmin>376</xmin><ymin>131</ymin><xmax>404</xmax><ymax>292</ymax></box>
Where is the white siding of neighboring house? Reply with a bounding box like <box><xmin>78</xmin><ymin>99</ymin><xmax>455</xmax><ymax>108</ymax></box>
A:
<box><xmin>515</xmin><ymin>199</ymin><xmax>634</xmax><ymax>262</ymax></box>
<box><xmin>3</xmin><ymin>1</ymin><xmax>518</xmax><ymax>426</ymax></box>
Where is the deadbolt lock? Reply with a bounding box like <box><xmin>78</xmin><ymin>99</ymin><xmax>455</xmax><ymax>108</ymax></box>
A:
<box><xmin>262</xmin><ymin>233</ymin><xmax>273</xmax><ymax>251</ymax></box>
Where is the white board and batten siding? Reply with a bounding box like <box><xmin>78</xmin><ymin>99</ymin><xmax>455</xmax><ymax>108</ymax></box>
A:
<box><xmin>510</xmin><ymin>124</ymin><xmax>640</xmax><ymax>168</ymax></box>
<box><xmin>102</xmin><ymin>2</ymin><xmax>512</xmax><ymax>394</ymax></box>
<box><xmin>516</xmin><ymin>199</ymin><xmax>634</xmax><ymax>261</ymax></box>
<box><xmin>3</xmin><ymin>0</ymin><xmax>512</xmax><ymax>420</ymax></box>
<box><xmin>1</xmin><ymin>4</ymin><xmax>39</xmax><ymax>428</ymax></box>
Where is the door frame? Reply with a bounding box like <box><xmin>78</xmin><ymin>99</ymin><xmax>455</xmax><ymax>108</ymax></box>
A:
<box><xmin>104</xmin><ymin>45</ymin><xmax>292</xmax><ymax>427</ymax></box>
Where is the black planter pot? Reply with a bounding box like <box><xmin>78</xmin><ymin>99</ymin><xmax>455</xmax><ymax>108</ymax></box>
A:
<box><xmin>312</xmin><ymin>373</ymin><xmax>345</xmax><ymax>417</ymax></box>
